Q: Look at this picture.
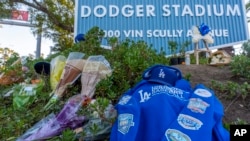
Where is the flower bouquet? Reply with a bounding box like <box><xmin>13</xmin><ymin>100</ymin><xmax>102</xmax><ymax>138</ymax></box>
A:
<box><xmin>80</xmin><ymin>55</ymin><xmax>112</xmax><ymax>98</ymax></box>
<box><xmin>0</xmin><ymin>58</ymin><xmax>23</xmax><ymax>85</ymax></box>
<box><xmin>50</xmin><ymin>55</ymin><xmax>66</xmax><ymax>90</ymax></box>
<box><xmin>44</xmin><ymin>52</ymin><xmax>85</xmax><ymax>110</ymax></box>
<box><xmin>17</xmin><ymin>94</ymin><xmax>87</xmax><ymax>141</ymax></box>
<box><xmin>13</xmin><ymin>83</ymin><xmax>42</xmax><ymax>110</ymax></box>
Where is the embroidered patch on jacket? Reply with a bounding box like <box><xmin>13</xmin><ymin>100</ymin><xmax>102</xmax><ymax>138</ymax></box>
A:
<box><xmin>118</xmin><ymin>114</ymin><xmax>135</xmax><ymax>134</ymax></box>
<box><xmin>151</xmin><ymin>85</ymin><xmax>185</xmax><ymax>100</ymax></box>
<box><xmin>165</xmin><ymin>129</ymin><xmax>191</xmax><ymax>141</ymax></box>
<box><xmin>139</xmin><ymin>89</ymin><xmax>151</xmax><ymax>103</ymax></box>
<box><xmin>118</xmin><ymin>95</ymin><xmax>132</xmax><ymax>105</ymax></box>
<box><xmin>177</xmin><ymin>114</ymin><xmax>203</xmax><ymax>130</ymax></box>
<box><xmin>194</xmin><ymin>88</ymin><xmax>212</xmax><ymax>97</ymax></box>
<box><xmin>187</xmin><ymin>98</ymin><xmax>210</xmax><ymax>114</ymax></box>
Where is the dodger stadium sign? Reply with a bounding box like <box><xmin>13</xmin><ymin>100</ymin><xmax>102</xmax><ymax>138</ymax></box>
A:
<box><xmin>75</xmin><ymin>0</ymin><xmax>249</xmax><ymax>55</ymax></box>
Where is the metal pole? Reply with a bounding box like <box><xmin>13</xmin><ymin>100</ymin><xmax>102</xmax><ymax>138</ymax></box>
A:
<box><xmin>0</xmin><ymin>20</ymin><xmax>42</xmax><ymax>58</ymax></box>
<box><xmin>0</xmin><ymin>20</ymin><xmax>35</xmax><ymax>27</ymax></box>
<box><xmin>36</xmin><ymin>32</ymin><xmax>42</xmax><ymax>58</ymax></box>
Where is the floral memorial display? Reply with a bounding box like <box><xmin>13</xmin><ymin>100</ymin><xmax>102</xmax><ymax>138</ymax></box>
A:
<box><xmin>191</xmin><ymin>23</ymin><xmax>214</xmax><ymax>64</ymax></box>
<box><xmin>50</xmin><ymin>55</ymin><xmax>66</xmax><ymax>90</ymax></box>
<box><xmin>0</xmin><ymin>24</ymin><xmax>237</xmax><ymax>141</ymax></box>
<box><xmin>81</xmin><ymin>55</ymin><xmax>112</xmax><ymax>98</ymax></box>
<box><xmin>44</xmin><ymin>52</ymin><xmax>85</xmax><ymax>110</ymax></box>
<box><xmin>17</xmin><ymin>94</ymin><xmax>86</xmax><ymax>141</ymax></box>
<box><xmin>15</xmin><ymin>52</ymin><xmax>115</xmax><ymax>140</ymax></box>
<box><xmin>209</xmin><ymin>50</ymin><xmax>232</xmax><ymax>65</ymax></box>
<box><xmin>0</xmin><ymin>58</ymin><xmax>24</xmax><ymax>85</ymax></box>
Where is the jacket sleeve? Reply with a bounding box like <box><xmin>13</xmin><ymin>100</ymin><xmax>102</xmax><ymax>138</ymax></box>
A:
<box><xmin>212</xmin><ymin>97</ymin><xmax>230</xmax><ymax>141</ymax></box>
<box><xmin>110</xmin><ymin>94</ymin><xmax>140</xmax><ymax>141</ymax></box>
<box><xmin>212</xmin><ymin>120</ymin><xmax>230</xmax><ymax>141</ymax></box>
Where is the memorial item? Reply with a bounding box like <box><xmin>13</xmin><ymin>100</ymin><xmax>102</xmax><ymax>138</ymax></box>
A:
<box><xmin>81</xmin><ymin>55</ymin><xmax>112</xmax><ymax>98</ymax></box>
<box><xmin>44</xmin><ymin>52</ymin><xmax>85</xmax><ymax>110</ymax></box>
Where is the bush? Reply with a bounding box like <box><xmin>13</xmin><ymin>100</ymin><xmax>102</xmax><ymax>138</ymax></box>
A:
<box><xmin>241</xmin><ymin>40</ymin><xmax>250</xmax><ymax>57</ymax></box>
<box><xmin>0</xmin><ymin>26</ymin><xmax>169</xmax><ymax>140</ymax></box>
<box><xmin>230</xmin><ymin>55</ymin><xmax>250</xmax><ymax>80</ymax></box>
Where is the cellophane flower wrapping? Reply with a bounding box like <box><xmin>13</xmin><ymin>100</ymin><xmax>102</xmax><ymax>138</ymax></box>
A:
<box><xmin>44</xmin><ymin>52</ymin><xmax>85</xmax><ymax>110</ymax></box>
<box><xmin>79</xmin><ymin>103</ymin><xmax>117</xmax><ymax>140</ymax></box>
<box><xmin>81</xmin><ymin>55</ymin><xmax>112</xmax><ymax>98</ymax></box>
<box><xmin>53</xmin><ymin>52</ymin><xmax>85</xmax><ymax>98</ymax></box>
<box><xmin>50</xmin><ymin>55</ymin><xmax>66</xmax><ymax>90</ymax></box>
<box><xmin>17</xmin><ymin>94</ymin><xmax>87</xmax><ymax>141</ymax></box>
<box><xmin>13</xmin><ymin>83</ymin><xmax>43</xmax><ymax>110</ymax></box>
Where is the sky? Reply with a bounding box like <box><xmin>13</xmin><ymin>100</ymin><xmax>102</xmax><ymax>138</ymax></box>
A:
<box><xmin>0</xmin><ymin>2</ymin><xmax>53</xmax><ymax>58</ymax></box>
<box><xmin>0</xmin><ymin>23</ymin><xmax>53</xmax><ymax>57</ymax></box>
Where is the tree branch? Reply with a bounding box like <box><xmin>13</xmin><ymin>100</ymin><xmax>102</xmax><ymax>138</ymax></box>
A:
<box><xmin>11</xmin><ymin>0</ymin><xmax>74</xmax><ymax>32</ymax></box>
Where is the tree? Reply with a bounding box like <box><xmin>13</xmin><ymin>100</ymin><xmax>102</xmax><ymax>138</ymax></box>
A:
<box><xmin>0</xmin><ymin>0</ymin><xmax>75</xmax><ymax>51</ymax></box>
<box><xmin>246</xmin><ymin>0</ymin><xmax>250</xmax><ymax>22</ymax></box>
<box><xmin>241</xmin><ymin>40</ymin><xmax>250</xmax><ymax>57</ymax></box>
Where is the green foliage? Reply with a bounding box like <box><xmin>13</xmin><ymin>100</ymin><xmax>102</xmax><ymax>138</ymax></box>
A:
<box><xmin>189</xmin><ymin>53</ymin><xmax>208</xmax><ymax>65</ymax></box>
<box><xmin>0</xmin><ymin>52</ymin><xmax>20</xmax><ymax>72</ymax></box>
<box><xmin>60</xmin><ymin>129</ymin><xmax>78</xmax><ymax>141</ymax></box>
<box><xmin>0</xmin><ymin>1</ymin><xmax>249</xmax><ymax>139</ymax></box>
<box><xmin>49</xmin><ymin>26</ymin><xmax>169</xmax><ymax>103</ymax></box>
<box><xmin>0</xmin><ymin>26</ymin><xmax>169</xmax><ymax>140</ymax></box>
<box><xmin>224</xmin><ymin>118</ymin><xmax>249</xmax><ymax>130</ymax></box>
<box><xmin>0</xmin><ymin>1</ymin><xmax>12</xmax><ymax>19</ymax></box>
<box><xmin>231</xmin><ymin>118</ymin><xmax>248</xmax><ymax>125</ymax></box>
<box><xmin>0</xmin><ymin>0</ymin><xmax>75</xmax><ymax>51</ymax></box>
<box><xmin>168</xmin><ymin>40</ymin><xmax>178</xmax><ymax>57</ymax></box>
<box><xmin>107</xmin><ymin>37</ymin><xmax>119</xmax><ymax>49</ymax></box>
<box><xmin>241</xmin><ymin>40</ymin><xmax>250</xmax><ymax>57</ymax></box>
<box><xmin>210</xmin><ymin>80</ymin><xmax>250</xmax><ymax>100</ymax></box>
<box><xmin>0</xmin><ymin>87</ymin><xmax>54</xmax><ymax>140</ymax></box>
<box><xmin>184</xmin><ymin>73</ymin><xmax>192</xmax><ymax>81</ymax></box>
<box><xmin>3</xmin><ymin>25</ymin><xmax>250</xmax><ymax>140</ymax></box>
<box><xmin>230</xmin><ymin>55</ymin><xmax>250</xmax><ymax>80</ymax></box>
<box><xmin>179</xmin><ymin>41</ymin><xmax>191</xmax><ymax>57</ymax></box>
<box><xmin>247</xmin><ymin>1</ymin><xmax>250</xmax><ymax>22</ymax></box>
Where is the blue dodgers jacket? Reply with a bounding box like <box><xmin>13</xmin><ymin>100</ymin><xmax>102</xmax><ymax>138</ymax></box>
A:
<box><xmin>110</xmin><ymin>80</ymin><xmax>229</xmax><ymax>141</ymax></box>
